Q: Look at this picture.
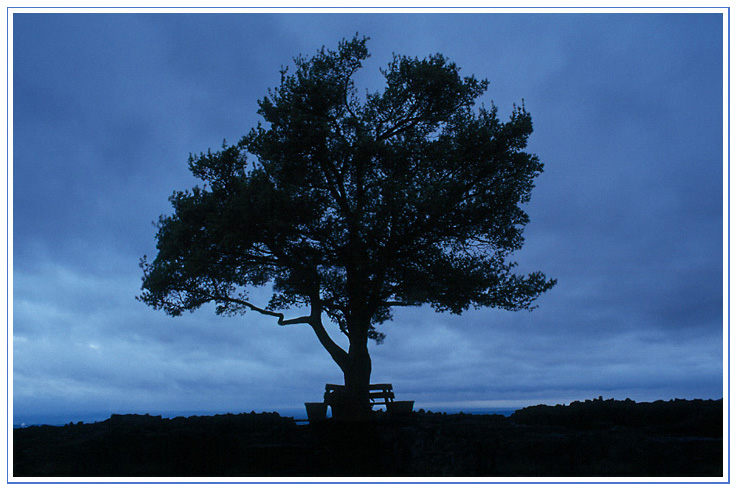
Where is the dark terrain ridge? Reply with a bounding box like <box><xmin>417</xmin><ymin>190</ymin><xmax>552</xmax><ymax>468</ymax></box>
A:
<box><xmin>14</xmin><ymin>398</ymin><xmax>722</xmax><ymax>477</ymax></box>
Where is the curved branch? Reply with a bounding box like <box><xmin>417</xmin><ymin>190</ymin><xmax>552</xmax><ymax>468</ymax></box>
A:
<box><xmin>308</xmin><ymin>294</ymin><xmax>349</xmax><ymax>370</ymax></box>
<box><xmin>216</xmin><ymin>293</ymin><xmax>349</xmax><ymax>370</ymax></box>
<box><xmin>309</xmin><ymin>318</ymin><xmax>348</xmax><ymax>371</ymax></box>
<box><xmin>215</xmin><ymin>296</ymin><xmax>312</xmax><ymax>326</ymax></box>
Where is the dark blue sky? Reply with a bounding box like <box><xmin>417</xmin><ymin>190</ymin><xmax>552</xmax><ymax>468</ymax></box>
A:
<box><xmin>12</xmin><ymin>13</ymin><xmax>724</xmax><ymax>424</ymax></box>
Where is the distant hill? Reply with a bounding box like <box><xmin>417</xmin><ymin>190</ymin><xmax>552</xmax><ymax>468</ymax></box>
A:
<box><xmin>13</xmin><ymin>398</ymin><xmax>722</xmax><ymax>477</ymax></box>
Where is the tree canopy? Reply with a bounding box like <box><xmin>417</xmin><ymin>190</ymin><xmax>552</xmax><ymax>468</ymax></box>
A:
<box><xmin>139</xmin><ymin>35</ymin><xmax>555</xmax><ymax>402</ymax></box>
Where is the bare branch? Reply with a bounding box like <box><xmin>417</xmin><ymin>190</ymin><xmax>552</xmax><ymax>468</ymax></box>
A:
<box><xmin>214</xmin><ymin>290</ymin><xmax>350</xmax><ymax>369</ymax></box>
<box><xmin>215</xmin><ymin>295</ymin><xmax>312</xmax><ymax>326</ymax></box>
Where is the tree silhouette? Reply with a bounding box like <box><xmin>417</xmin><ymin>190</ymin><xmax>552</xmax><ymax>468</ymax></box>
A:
<box><xmin>139</xmin><ymin>35</ymin><xmax>556</xmax><ymax>418</ymax></box>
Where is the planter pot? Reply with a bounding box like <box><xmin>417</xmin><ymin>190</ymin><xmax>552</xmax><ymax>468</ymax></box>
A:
<box><xmin>304</xmin><ymin>402</ymin><xmax>328</xmax><ymax>422</ymax></box>
<box><xmin>387</xmin><ymin>400</ymin><xmax>414</xmax><ymax>415</ymax></box>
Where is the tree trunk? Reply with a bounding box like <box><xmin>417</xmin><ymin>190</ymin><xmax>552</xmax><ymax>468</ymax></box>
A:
<box><xmin>337</xmin><ymin>330</ymin><xmax>372</xmax><ymax>420</ymax></box>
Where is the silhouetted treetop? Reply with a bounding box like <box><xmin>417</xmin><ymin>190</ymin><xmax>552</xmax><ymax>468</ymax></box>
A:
<box><xmin>140</xmin><ymin>35</ymin><xmax>555</xmax><ymax>416</ymax></box>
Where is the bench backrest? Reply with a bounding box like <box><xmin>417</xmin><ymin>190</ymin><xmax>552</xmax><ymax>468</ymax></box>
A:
<box><xmin>369</xmin><ymin>390</ymin><xmax>395</xmax><ymax>400</ymax></box>
<box><xmin>369</xmin><ymin>383</ymin><xmax>393</xmax><ymax>391</ymax></box>
<box><xmin>324</xmin><ymin>383</ymin><xmax>395</xmax><ymax>403</ymax></box>
<box><xmin>325</xmin><ymin>383</ymin><xmax>394</xmax><ymax>391</ymax></box>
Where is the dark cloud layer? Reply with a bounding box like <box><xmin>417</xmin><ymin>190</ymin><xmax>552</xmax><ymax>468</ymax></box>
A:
<box><xmin>12</xmin><ymin>13</ymin><xmax>723</xmax><ymax>424</ymax></box>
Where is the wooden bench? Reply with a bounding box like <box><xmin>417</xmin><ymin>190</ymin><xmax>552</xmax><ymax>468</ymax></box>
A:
<box><xmin>324</xmin><ymin>383</ymin><xmax>395</xmax><ymax>407</ymax></box>
<box><xmin>323</xmin><ymin>383</ymin><xmax>413</xmax><ymax>415</ymax></box>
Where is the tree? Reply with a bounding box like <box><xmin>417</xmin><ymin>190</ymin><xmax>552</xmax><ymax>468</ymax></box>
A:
<box><xmin>139</xmin><ymin>35</ymin><xmax>556</xmax><ymax>418</ymax></box>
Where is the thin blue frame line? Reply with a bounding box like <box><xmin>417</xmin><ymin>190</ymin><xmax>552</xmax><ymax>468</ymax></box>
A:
<box><xmin>5</xmin><ymin>5</ymin><xmax>8</xmax><ymax>485</ymax></box>
<box><xmin>4</xmin><ymin>6</ymin><xmax>730</xmax><ymax>485</ymax></box>
<box><xmin>3</xmin><ymin>6</ymin><xmax>735</xmax><ymax>9</ymax></box>
<box><xmin>6</xmin><ymin>480</ymin><xmax>730</xmax><ymax>485</ymax></box>
<box><xmin>727</xmin><ymin>4</ymin><xmax>731</xmax><ymax>485</ymax></box>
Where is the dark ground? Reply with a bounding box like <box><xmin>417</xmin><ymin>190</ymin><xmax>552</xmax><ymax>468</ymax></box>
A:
<box><xmin>13</xmin><ymin>398</ymin><xmax>722</xmax><ymax>477</ymax></box>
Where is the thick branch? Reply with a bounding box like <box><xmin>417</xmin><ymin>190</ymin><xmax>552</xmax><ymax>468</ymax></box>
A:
<box><xmin>308</xmin><ymin>294</ymin><xmax>349</xmax><ymax>370</ymax></box>
<box><xmin>216</xmin><ymin>293</ymin><xmax>349</xmax><ymax>370</ymax></box>
<box><xmin>309</xmin><ymin>318</ymin><xmax>348</xmax><ymax>370</ymax></box>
